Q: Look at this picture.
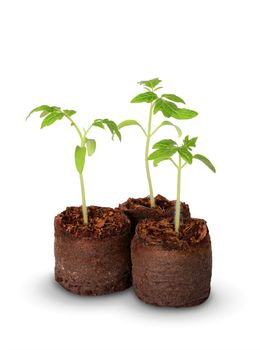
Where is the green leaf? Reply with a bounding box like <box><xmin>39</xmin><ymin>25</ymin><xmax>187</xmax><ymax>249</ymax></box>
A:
<box><xmin>153</xmin><ymin>157</ymin><xmax>171</xmax><ymax>167</ymax></box>
<box><xmin>193</xmin><ymin>154</ymin><xmax>216</xmax><ymax>173</ymax></box>
<box><xmin>153</xmin><ymin>98</ymin><xmax>178</xmax><ymax>118</ymax></box>
<box><xmin>152</xmin><ymin>121</ymin><xmax>182</xmax><ymax>137</ymax></box>
<box><xmin>162</xmin><ymin>94</ymin><xmax>185</xmax><ymax>104</ymax></box>
<box><xmin>138</xmin><ymin>78</ymin><xmax>162</xmax><ymax>89</ymax></box>
<box><xmin>148</xmin><ymin>147</ymin><xmax>177</xmax><ymax>160</ymax></box>
<box><xmin>131</xmin><ymin>92</ymin><xmax>158</xmax><ymax>103</ymax></box>
<box><xmin>178</xmin><ymin>147</ymin><xmax>193</xmax><ymax>164</ymax></box>
<box><xmin>175</xmin><ymin>108</ymin><xmax>198</xmax><ymax>120</ymax></box>
<box><xmin>75</xmin><ymin>146</ymin><xmax>86</xmax><ymax>173</ymax></box>
<box><xmin>64</xmin><ymin>109</ymin><xmax>76</xmax><ymax>117</ymax></box>
<box><xmin>183</xmin><ymin>136</ymin><xmax>198</xmax><ymax>150</ymax></box>
<box><xmin>26</xmin><ymin>105</ymin><xmax>53</xmax><ymax>120</ymax></box>
<box><xmin>92</xmin><ymin>120</ymin><xmax>105</xmax><ymax>129</ymax></box>
<box><xmin>40</xmin><ymin>111</ymin><xmax>64</xmax><ymax>128</ymax></box>
<box><xmin>94</xmin><ymin>119</ymin><xmax>121</xmax><ymax>141</ymax></box>
<box><xmin>118</xmin><ymin>119</ymin><xmax>146</xmax><ymax>136</ymax></box>
<box><xmin>86</xmin><ymin>139</ymin><xmax>96</xmax><ymax>156</ymax></box>
<box><xmin>152</xmin><ymin>139</ymin><xmax>177</xmax><ymax>150</ymax></box>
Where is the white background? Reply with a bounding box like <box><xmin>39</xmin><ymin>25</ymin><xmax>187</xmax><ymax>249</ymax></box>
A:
<box><xmin>0</xmin><ymin>0</ymin><xmax>259</xmax><ymax>349</ymax></box>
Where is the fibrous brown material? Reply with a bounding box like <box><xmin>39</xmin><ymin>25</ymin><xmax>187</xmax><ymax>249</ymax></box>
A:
<box><xmin>54</xmin><ymin>206</ymin><xmax>131</xmax><ymax>295</ymax></box>
<box><xmin>119</xmin><ymin>194</ymin><xmax>190</xmax><ymax>236</ymax></box>
<box><xmin>131</xmin><ymin>218</ymin><xmax>212</xmax><ymax>307</ymax></box>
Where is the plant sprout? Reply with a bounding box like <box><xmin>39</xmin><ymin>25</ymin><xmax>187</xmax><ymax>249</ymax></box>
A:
<box><xmin>26</xmin><ymin>105</ymin><xmax>121</xmax><ymax>224</ymax></box>
<box><xmin>148</xmin><ymin>136</ymin><xmax>216</xmax><ymax>233</ymax></box>
<box><xmin>118</xmin><ymin>78</ymin><xmax>198</xmax><ymax>208</ymax></box>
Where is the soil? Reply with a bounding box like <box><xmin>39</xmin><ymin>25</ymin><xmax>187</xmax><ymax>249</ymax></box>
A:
<box><xmin>119</xmin><ymin>194</ymin><xmax>190</xmax><ymax>235</ymax></box>
<box><xmin>131</xmin><ymin>217</ymin><xmax>212</xmax><ymax>307</ymax></box>
<box><xmin>54</xmin><ymin>206</ymin><xmax>131</xmax><ymax>295</ymax></box>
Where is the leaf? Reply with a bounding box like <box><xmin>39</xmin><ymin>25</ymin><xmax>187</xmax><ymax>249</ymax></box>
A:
<box><xmin>26</xmin><ymin>105</ymin><xmax>53</xmax><ymax>120</ymax></box>
<box><xmin>183</xmin><ymin>136</ymin><xmax>198</xmax><ymax>150</ymax></box>
<box><xmin>153</xmin><ymin>157</ymin><xmax>171</xmax><ymax>167</ymax></box>
<box><xmin>131</xmin><ymin>92</ymin><xmax>158</xmax><ymax>103</ymax></box>
<box><xmin>64</xmin><ymin>109</ymin><xmax>76</xmax><ymax>117</ymax></box>
<box><xmin>152</xmin><ymin>139</ymin><xmax>177</xmax><ymax>150</ymax></box>
<box><xmin>118</xmin><ymin>119</ymin><xmax>146</xmax><ymax>136</ymax></box>
<box><xmin>75</xmin><ymin>146</ymin><xmax>86</xmax><ymax>173</ymax></box>
<box><xmin>94</xmin><ymin>119</ymin><xmax>121</xmax><ymax>141</ymax></box>
<box><xmin>86</xmin><ymin>139</ymin><xmax>96</xmax><ymax>156</ymax></box>
<box><xmin>40</xmin><ymin>111</ymin><xmax>64</xmax><ymax>128</ymax></box>
<box><xmin>178</xmin><ymin>147</ymin><xmax>193</xmax><ymax>164</ymax></box>
<box><xmin>138</xmin><ymin>78</ymin><xmax>162</xmax><ymax>89</ymax></box>
<box><xmin>148</xmin><ymin>147</ymin><xmax>177</xmax><ymax>160</ymax></box>
<box><xmin>153</xmin><ymin>98</ymin><xmax>178</xmax><ymax>118</ymax></box>
<box><xmin>162</xmin><ymin>94</ymin><xmax>185</xmax><ymax>104</ymax></box>
<box><xmin>175</xmin><ymin>108</ymin><xmax>198</xmax><ymax>120</ymax></box>
<box><xmin>193</xmin><ymin>154</ymin><xmax>216</xmax><ymax>173</ymax></box>
<box><xmin>152</xmin><ymin>121</ymin><xmax>182</xmax><ymax>137</ymax></box>
<box><xmin>92</xmin><ymin>120</ymin><xmax>105</xmax><ymax>129</ymax></box>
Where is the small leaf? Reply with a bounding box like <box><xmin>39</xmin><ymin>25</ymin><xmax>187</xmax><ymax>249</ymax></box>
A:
<box><xmin>178</xmin><ymin>147</ymin><xmax>193</xmax><ymax>164</ymax></box>
<box><xmin>152</xmin><ymin>139</ymin><xmax>177</xmax><ymax>150</ymax></box>
<box><xmin>183</xmin><ymin>136</ymin><xmax>198</xmax><ymax>150</ymax></box>
<box><xmin>153</xmin><ymin>157</ymin><xmax>171</xmax><ymax>167</ymax></box>
<box><xmin>86</xmin><ymin>139</ymin><xmax>96</xmax><ymax>156</ymax></box>
<box><xmin>153</xmin><ymin>98</ymin><xmax>178</xmax><ymax>118</ymax></box>
<box><xmin>193</xmin><ymin>154</ymin><xmax>216</xmax><ymax>173</ymax></box>
<box><xmin>94</xmin><ymin>119</ymin><xmax>121</xmax><ymax>141</ymax></box>
<box><xmin>118</xmin><ymin>119</ymin><xmax>146</xmax><ymax>136</ymax></box>
<box><xmin>26</xmin><ymin>105</ymin><xmax>52</xmax><ymax>119</ymax></box>
<box><xmin>75</xmin><ymin>145</ymin><xmax>86</xmax><ymax>173</ymax></box>
<box><xmin>64</xmin><ymin>109</ymin><xmax>76</xmax><ymax>117</ymax></box>
<box><xmin>131</xmin><ymin>92</ymin><xmax>158</xmax><ymax>103</ymax></box>
<box><xmin>175</xmin><ymin>108</ymin><xmax>198</xmax><ymax>120</ymax></box>
<box><xmin>162</xmin><ymin>94</ymin><xmax>185</xmax><ymax>104</ymax></box>
<box><xmin>148</xmin><ymin>147</ymin><xmax>177</xmax><ymax>160</ymax></box>
<box><xmin>40</xmin><ymin>111</ymin><xmax>64</xmax><ymax>128</ymax></box>
<box><xmin>152</xmin><ymin>121</ymin><xmax>182</xmax><ymax>137</ymax></box>
<box><xmin>92</xmin><ymin>120</ymin><xmax>105</xmax><ymax>129</ymax></box>
<box><xmin>138</xmin><ymin>78</ymin><xmax>162</xmax><ymax>89</ymax></box>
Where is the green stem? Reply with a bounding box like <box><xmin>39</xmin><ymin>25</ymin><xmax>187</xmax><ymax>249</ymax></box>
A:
<box><xmin>63</xmin><ymin>111</ymin><xmax>88</xmax><ymax>224</ymax></box>
<box><xmin>145</xmin><ymin>103</ymin><xmax>155</xmax><ymax>208</ymax></box>
<box><xmin>79</xmin><ymin>172</ymin><xmax>88</xmax><ymax>224</ymax></box>
<box><xmin>175</xmin><ymin>153</ymin><xmax>182</xmax><ymax>233</ymax></box>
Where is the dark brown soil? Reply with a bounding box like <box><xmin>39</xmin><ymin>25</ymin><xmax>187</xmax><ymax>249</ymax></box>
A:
<box><xmin>119</xmin><ymin>194</ymin><xmax>190</xmax><ymax>235</ymax></box>
<box><xmin>131</xmin><ymin>217</ymin><xmax>212</xmax><ymax>307</ymax></box>
<box><xmin>54</xmin><ymin>206</ymin><xmax>131</xmax><ymax>295</ymax></box>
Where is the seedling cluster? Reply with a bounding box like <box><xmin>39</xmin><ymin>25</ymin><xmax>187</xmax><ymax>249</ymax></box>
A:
<box><xmin>119</xmin><ymin>78</ymin><xmax>198</xmax><ymax>208</ymax></box>
<box><xmin>27</xmin><ymin>105</ymin><xmax>121</xmax><ymax>224</ymax></box>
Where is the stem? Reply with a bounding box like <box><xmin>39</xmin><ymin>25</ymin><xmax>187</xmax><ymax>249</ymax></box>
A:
<box><xmin>80</xmin><ymin>172</ymin><xmax>88</xmax><ymax>224</ymax></box>
<box><xmin>63</xmin><ymin>111</ymin><xmax>88</xmax><ymax>224</ymax></box>
<box><xmin>175</xmin><ymin>153</ymin><xmax>182</xmax><ymax>234</ymax></box>
<box><xmin>145</xmin><ymin>103</ymin><xmax>155</xmax><ymax>208</ymax></box>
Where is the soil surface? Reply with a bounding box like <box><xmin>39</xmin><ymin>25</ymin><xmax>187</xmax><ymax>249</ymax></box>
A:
<box><xmin>54</xmin><ymin>206</ymin><xmax>131</xmax><ymax>295</ymax></box>
<box><xmin>119</xmin><ymin>194</ymin><xmax>191</xmax><ymax>233</ymax></box>
<box><xmin>136</xmin><ymin>218</ymin><xmax>208</xmax><ymax>250</ymax></box>
<box><xmin>131</xmin><ymin>217</ymin><xmax>212</xmax><ymax>307</ymax></box>
<box><xmin>55</xmin><ymin>206</ymin><xmax>130</xmax><ymax>240</ymax></box>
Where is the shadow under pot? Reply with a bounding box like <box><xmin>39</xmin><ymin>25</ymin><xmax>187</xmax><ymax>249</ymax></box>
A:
<box><xmin>131</xmin><ymin>218</ymin><xmax>212</xmax><ymax>307</ymax></box>
<box><xmin>119</xmin><ymin>194</ymin><xmax>190</xmax><ymax>237</ymax></box>
<box><xmin>54</xmin><ymin>206</ymin><xmax>131</xmax><ymax>295</ymax></box>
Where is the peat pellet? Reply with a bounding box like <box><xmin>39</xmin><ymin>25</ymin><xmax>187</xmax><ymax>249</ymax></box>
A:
<box><xmin>131</xmin><ymin>218</ymin><xmax>212</xmax><ymax>307</ymax></box>
<box><xmin>54</xmin><ymin>206</ymin><xmax>131</xmax><ymax>295</ymax></box>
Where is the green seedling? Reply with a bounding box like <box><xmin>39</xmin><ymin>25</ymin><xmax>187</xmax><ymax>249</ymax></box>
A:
<box><xmin>118</xmin><ymin>78</ymin><xmax>198</xmax><ymax>208</ymax></box>
<box><xmin>26</xmin><ymin>105</ymin><xmax>121</xmax><ymax>224</ymax></box>
<box><xmin>148</xmin><ymin>136</ymin><xmax>216</xmax><ymax>233</ymax></box>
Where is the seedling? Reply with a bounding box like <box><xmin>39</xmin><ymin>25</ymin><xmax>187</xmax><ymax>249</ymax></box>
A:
<box><xmin>148</xmin><ymin>136</ymin><xmax>216</xmax><ymax>233</ymax></box>
<box><xmin>26</xmin><ymin>105</ymin><xmax>121</xmax><ymax>224</ymax></box>
<box><xmin>118</xmin><ymin>78</ymin><xmax>198</xmax><ymax>208</ymax></box>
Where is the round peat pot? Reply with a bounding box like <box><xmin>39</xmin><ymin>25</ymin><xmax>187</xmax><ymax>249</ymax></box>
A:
<box><xmin>54</xmin><ymin>206</ymin><xmax>131</xmax><ymax>295</ymax></box>
<box><xmin>131</xmin><ymin>218</ymin><xmax>212</xmax><ymax>307</ymax></box>
<box><xmin>119</xmin><ymin>194</ymin><xmax>190</xmax><ymax>237</ymax></box>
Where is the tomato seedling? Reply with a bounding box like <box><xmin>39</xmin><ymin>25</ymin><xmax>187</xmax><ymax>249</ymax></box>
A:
<box><xmin>148</xmin><ymin>136</ymin><xmax>215</xmax><ymax>232</ymax></box>
<box><xmin>27</xmin><ymin>105</ymin><xmax>121</xmax><ymax>224</ymax></box>
<box><xmin>119</xmin><ymin>78</ymin><xmax>198</xmax><ymax>208</ymax></box>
